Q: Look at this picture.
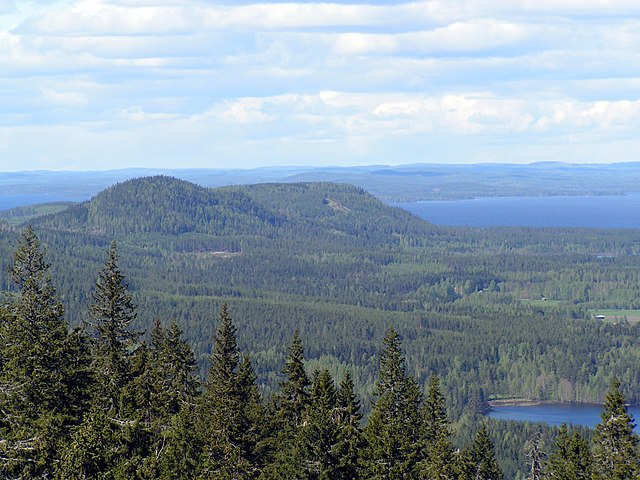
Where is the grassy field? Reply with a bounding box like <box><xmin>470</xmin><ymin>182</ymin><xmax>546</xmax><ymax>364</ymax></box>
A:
<box><xmin>590</xmin><ymin>309</ymin><xmax>640</xmax><ymax>324</ymax></box>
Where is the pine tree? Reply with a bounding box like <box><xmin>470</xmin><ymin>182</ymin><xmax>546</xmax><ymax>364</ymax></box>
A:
<box><xmin>545</xmin><ymin>424</ymin><xmax>591</xmax><ymax>480</ymax></box>
<box><xmin>364</xmin><ymin>327</ymin><xmax>421</xmax><ymax>479</ymax></box>
<box><xmin>0</xmin><ymin>227</ymin><xmax>92</xmax><ymax>477</ymax></box>
<box><xmin>334</xmin><ymin>371</ymin><xmax>365</xmax><ymax>480</ymax></box>
<box><xmin>162</xmin><ymin>319</ymin><xmax>200</xmax><ymax>413</ymax></box>
<box><xmin>197</xmin><ymin>304</ymin><xmax>257</xmax><ymax>479</ymax></box>
<box><xmin>418</xmin><ymin>374</ymin><xmax>456</xmax><ymax>479</ymax></box>
<box><xmin>260</xmin><ymin>331</ymin><xmax>311</xmax><ymax>479</ymax></box>
<box><xmin>237</xmin><ymin>355</ymin><xmax>268</xmax><ymax>476</ymax></box>
<box><xmin>278</xmin><ymin>330</ymin><xmax>310</xmax><ymax>428</ymax></box>
<box><xmin>592</xmin><ymin>377</ymin><xmax>640</xmax><ymax>480</ymax></box>
<box><xmin>88</xmin><ymin>240</ymin><xmax>140</xmax><ymax>415</ymax></box>
<box><xmin>470</xmin><ymin>423</ymin><xmax>503</xmax><ymax>480</ymax></box>
<box><xmin>299</xmin><ymin>368</ymin><xmax>339</xmax><ymax>480</ymax></box>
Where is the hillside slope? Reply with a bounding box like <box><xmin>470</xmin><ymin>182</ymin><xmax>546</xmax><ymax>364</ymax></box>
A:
<box><xmin>33</xmin><ymin>176</ymin><xmax>431</xmax><ymax>246</ymax></box>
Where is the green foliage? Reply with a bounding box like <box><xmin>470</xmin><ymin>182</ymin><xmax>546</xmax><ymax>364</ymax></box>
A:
<box><xmin>89</xmin><ymin>241</ymin><xmax>140</xmax><ymax>415</ymax></box>
<box><xmin>298</xmin><ymin>368</ymin><xmax>340</xmax><ymax>479</ymax></box>
<box><xmin>470</xmin><ymin>423</ymin><xmax>504</xmax><ymax>480</ymax></box>
<box><xmin>0</xmin><ymin>227</ymin><xmax>92</xmax><ymax>478</ymax></box>
<box><xmin>277</xmin><ymin>331</ymin><xmax>310</xmax><ymax>429</ymax></box>
<box><xmin>197</xmin><ymin>304</ymin><xmax>264</xmax><ymax>479</ymax></box>
<box><xmin>7</xmin><ymin>177</ymin><xmax>639</xmax><ymax>416</ymax></box>
<box><xmin>545</xmin><ymin>424</ymin><xmax>591</xmax><ymax>480</ymax></box>
<box><xmin>591</xmin><ymin>377</ymin><xmax>640</xmax><ymax>480</ymax></box>
<box><xmin>418</xmin><ymin>375</ymin><xmax>457</xmax><ymax>479</ymax></box>
<box><xmin>334</xmin><ymin>371</ymin><xmax>366</xmax><ymax>479</ymax></box>
<box><xmin>364</xmin><ymin>328</ymin><xmax>421</xmax><ymax>479</ymax></box>
<box><xmin>57</xmin><ymin>404</ymin><xmax>121</xmax><ymax>479</ymax></box>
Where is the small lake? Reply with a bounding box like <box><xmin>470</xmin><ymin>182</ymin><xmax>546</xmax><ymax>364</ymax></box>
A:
<box><xmin>398</xmin><ymin>194</ymin><xmax>640</xmax><ymax>228</ymax></box>
<box><xmin>488</xmin><ymin>403</ymin><xmax>640</xmax><ymax>430</ymax></box>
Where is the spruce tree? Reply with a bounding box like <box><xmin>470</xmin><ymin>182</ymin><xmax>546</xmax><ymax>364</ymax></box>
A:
<box><xmin>334</xmin><ymin>371</ymin><xmax>365</xmax><ymax>480</ymax></box>
<box><xmin>143</xmin><ymin>319</ymin><xmax>202</xmax><ymax>479</ymax></box>
<box><xmin>88</xmin><ymin>240</ymin><xmax>139</xmax><ymax>415</ymax></box>
<box><xmin>260</xmin><ymin>331</ymin><xmax>311</xmax><ymax>479</ymax></box>
<box><xmin>299</xmin><ymin>368</ymin><xmax>339</xmax><ymax>480</ymax></box>
<box><xmin>0</xmin><ymin>227</ymin><xmax>92</xmax><ymax>477</ymax></box>
<box><xmin>56</xmin><ymin>404</ymin><xmax>120</xmax><ymax>479</ymax></box>
<box><xmin>237</xmin><ymin>355</ymin><xmax>268</xmax><ymax>475</ymax></box>
<box><xmin>278</xmin><ymin>330</ymin><xmax>310</xmax><ymax>428</ymax></box>
<box><xmin>197</xmin><ymin>304</ymin><xmax>257</xmax><ymax>479</ymax></box>
<box><xmin>545</xmin><ymin>424</ymin><xmax>591</xmax><ymax>480</ymax></box>
<box><xmin>592</xmin><ymin>377</ymin><xmax>640</xmax><ymax>480</ymax></box>
<box><xmin>156</xmin><ymin>402</ymin><xmax>202</xmax><ymax>479</ymax></box>
<box><xmin>162</xmin><ymin>319</ymin><xmax>200</xmax><ymax>413</ymax></box>
<box><xmin>364</xmin><ymin>327</ymin><xmax>421</xmax><ymax>479</ymax></box>
<box><xmin>470</xmin><ymin>423</ymin><xmax>503</xmax><ymax>480</ymax></box>
<box><xmin>418</xmin><ymin>374</ymin><xmax>456</xmax><ymax>480</ymax></box>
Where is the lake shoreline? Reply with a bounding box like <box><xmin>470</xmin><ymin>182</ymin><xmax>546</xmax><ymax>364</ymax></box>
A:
<box><xmin>488</xmin><ymin>399</ymin><xmax>558</xmax><ymax>408</ymax></box>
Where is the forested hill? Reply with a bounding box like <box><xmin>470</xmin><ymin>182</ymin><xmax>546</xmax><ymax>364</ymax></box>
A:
<box><xmin>32</xmin><ymin>175</ymin><xmax>431</xmax><ymax>243</ymax></box>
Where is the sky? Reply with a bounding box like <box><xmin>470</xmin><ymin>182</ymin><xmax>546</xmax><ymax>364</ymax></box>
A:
<box><xmin>0</xmin><ymin>0</ymin><xmax>639</xmax><ymax>171</ymax></box>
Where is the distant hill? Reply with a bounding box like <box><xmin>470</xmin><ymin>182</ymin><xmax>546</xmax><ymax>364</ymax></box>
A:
<box><xmin>32</xmin><ymin>176</ymin><xmax>431</xmax><ymax>245</ymax></box>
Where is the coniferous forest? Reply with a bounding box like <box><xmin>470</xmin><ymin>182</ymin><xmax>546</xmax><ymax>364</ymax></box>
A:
<box><xmin>1</xmin><ymin>177</ymin><xmax>640</xmax><ymax>478</ymax></box>
<box><xmin>1</xmin><ymin>227</ymin><xmax>639</xmax><ymax>479</ymax></box>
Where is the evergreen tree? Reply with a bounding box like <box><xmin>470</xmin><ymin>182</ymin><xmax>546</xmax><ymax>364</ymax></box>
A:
<box><xmin>161</xmin><ymin>319</ymin><xmax>200</xmax><ymax>413</ymax></box>
<box><xmin>470</xmin><ymin>423</ymin><xmax>503</xmax><ymax>480</ymax></box>
<box><xmin>88</xmin><ymin>240</ymin><xmax>140</xmax><ymax>415</ymax></box>
<box><xmin>418</xmin><ymin>374</ymin><xmax>456</xmax><ymax>479</ymax></box>
<box><xmin>237</xmin><ymin>355</ymin><xmax>269</xmax><ymax>475</ymax></box>
<box><xmin>56</xmin><ymin>404</ymin><xmax>121</xmax><ymax>479</ymax></box>
<box><xmin>197</xmin><ymin>304</ymin><xmax>257</xmax><ymax>479</ymax></box>
<box><xmin>545</xmin><ymin>424</ymin><xmax>591</xmax><ymax>480</ymax></box>
<box><xmin>0</xmin><ymin>227</ymin><xmax>92</xmax><ymax>477</ymax></box>
<box><xmin>364</xmin><ymin>327</ymin><xmax>421</xmax><ymax>479</ymax></box>
<box><xmin>278</xmin><ymin>330</ymin><xmax>310</xmax><ymax>428</ymax></box>
<box><xmin>299</xmin><ymin>368</ymin><xmax>339</xmax><ymax>480</ymax></box>
<box><xmin>260</xmin><ymin>331</ymin><xmax>311</xmax><ymax>479</ymax></box>
<box><xmin>592</xmin><ymin>377</ymin><xmax>640</xmax><ymax>480</ymax></box>
<box><xmin>156</xmin><ymin>402</ymin><xmax>202</xmax><ymax>479</ymax></box>
<box><xmin>334</xmin><ymin>371</ymin><xmax>365</xmax><ymax>480</ymax></box>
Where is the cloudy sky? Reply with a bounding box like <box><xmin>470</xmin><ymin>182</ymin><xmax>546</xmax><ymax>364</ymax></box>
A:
<box><xmin>1</xmin><ymin>0</ymin><xmax>639</xmax><ymax>171</ymax></box>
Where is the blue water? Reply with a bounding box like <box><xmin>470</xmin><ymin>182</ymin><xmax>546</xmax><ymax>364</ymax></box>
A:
<box><xmin>399</xmin><ymin>194</ymin><xmax>640</xmax><ymax>228</ymax></box>
<box><xmin>0</xmin><ymin>194</ymin><xmax>86</xmax><ymax>211</ymax></box>
<box><xmin>488</xmin><ymin>403</ymin><xmax>640</xmax><ymax>430</ymax></box>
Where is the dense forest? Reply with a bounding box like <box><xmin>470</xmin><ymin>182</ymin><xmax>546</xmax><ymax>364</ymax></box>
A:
<box><xmin>1</xmin><ymin>176</ymin><xmax>640</xmax><ymax>478</ymax></box>
<box><xmin>1</xmin><ymin>228</ymin><xmax>638</xmax><ymax>479</ymax></box>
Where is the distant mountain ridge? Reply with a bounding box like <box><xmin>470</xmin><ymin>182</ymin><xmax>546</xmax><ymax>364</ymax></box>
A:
<box><xmin>3</xmin><ymin>162</ymin><xmax>640</xmax><ymax>205</ymax></box>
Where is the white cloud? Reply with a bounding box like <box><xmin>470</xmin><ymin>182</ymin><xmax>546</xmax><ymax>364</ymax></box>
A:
<box><xmin>118</xmin><ymin>106</ymin><xmax>178</xmax><ymax>122</ymax></box>
<box><xmin>1</xmin><ymin>0</ymin><xmax>640</xmax><ymax>169</ymax></box>
<box><xmin>333</xmin><ymin>20</ymin><xmax>530</xmax><ymax>55</ymax></box>
<box><xmin>41</xmin><ymin>87</ymin><xmax>88</xmax><ymax>106</ymax></box>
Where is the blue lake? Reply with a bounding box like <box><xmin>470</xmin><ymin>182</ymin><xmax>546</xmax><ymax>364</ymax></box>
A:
<box><xmin>398</xmin><ymin>194</ymin><xmax>640</xmax><ymax>228</ymax></box>
<box><xmin>0</xmin><ymin>194</ymin><xmax>87</xmax><ymax>211</ymax></box>
<box><xmin>488</xmin><ymin>403</ymin><xmax>640</xmax><ymax>430</ymax></box>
